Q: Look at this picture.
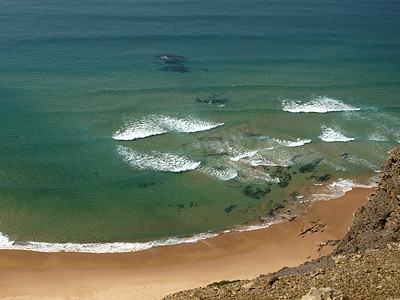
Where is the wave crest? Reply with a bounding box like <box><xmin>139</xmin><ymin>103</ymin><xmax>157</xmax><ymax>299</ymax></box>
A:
<box><xmin>319</xmin><ymin>126</ymin><xmax>354</xmax><ymax>142</ymax></box>
<box><xmin>113</xmin><ymin>115</ymin><xmax>223</xmax><ymax>140</ymax></box>
<box><xmin>117</xmin><ymin>145</ymin><xmax>201</xmax><ymax>173</ymax></box>
<box><xmin>283</xmin><ymin>96</ymin><xmax>360</xmax><ymax>113</ymax></box>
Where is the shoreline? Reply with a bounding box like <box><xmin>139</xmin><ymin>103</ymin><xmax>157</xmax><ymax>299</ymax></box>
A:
<box><xmin>0</xmin><ymin>177</ymin><xmax>377</xmax><ymax>254</ymax></box>
<box><xmin>0</xmin><ymin>187</ymin><xmax>373</xmax><ymax>299</ymax></box>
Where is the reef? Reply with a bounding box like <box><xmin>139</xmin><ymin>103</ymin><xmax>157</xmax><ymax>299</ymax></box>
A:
<box><xmin>242</xmin><ymin>184</ymin><xmax>272</xmax><ymax>200</ymax></box>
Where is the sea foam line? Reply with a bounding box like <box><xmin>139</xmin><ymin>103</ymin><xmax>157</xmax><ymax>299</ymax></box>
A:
<box><xmin>282</xmin><ymin>96</ymin><xmax>360</xmax><ymax>113</ymax></box>
<box><xmin>0</xmin><ymin>231</ymin><xmax>218</xmax><ymax>253</ymax></box>
<box><xmin>113</xmin><ymin>115</ymin><xmax>224</xmax><ymax>141</ymax></box>
<box><xmin>118</xmin><ymin>145</ymin><xmax>201</xmax><ymax>173</ymax></box>
<box><xmin>0</xmin><ymin>177</ymin><xmax>377</xmax><ymax>253</ymax></box>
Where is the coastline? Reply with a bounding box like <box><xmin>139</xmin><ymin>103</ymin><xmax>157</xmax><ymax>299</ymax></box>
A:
<box><xmin>0</xmin><ymin>187</ymin><xmax>373</xmax><ymax>299</ymax></box>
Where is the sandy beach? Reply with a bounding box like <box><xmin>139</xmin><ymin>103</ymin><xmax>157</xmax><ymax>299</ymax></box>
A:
<box><xmin>0</xmin><ymin>187</ymin><xmax>372</xmax><ymax>300</ymax></box>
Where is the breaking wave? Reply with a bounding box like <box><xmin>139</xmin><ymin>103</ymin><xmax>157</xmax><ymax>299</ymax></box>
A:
<box><xmin>117</xmin><ymin>145</ymin><xmax>201</xmax><ymax>172</ymax></box>
<box><xmin>282</xmin><ymin>96</ymin><xmax>361</xmax><ymax>113</ymax></box>
<box><xmin>113</xmin><ymin>115</ymin><xmax>223</xmax><ymax>140</ymax></box>
<box><xmin>199</xmin><ymin>166</ymin><xmax>238</xmax><ymax>181</ymax></box>
<box><xmin>268</xmin><ymin>138</ymin><xmax>312</xmax><ymax>148</ymax></box>
<box><xmin>368</xmin><ymin>133</ymin><xmax>389</xmax><ymax>142</ymax></box>
<box><xmin>319</xmin><ymin>126</ymin><xmax>355</xmax><ymax>142</ymax></box>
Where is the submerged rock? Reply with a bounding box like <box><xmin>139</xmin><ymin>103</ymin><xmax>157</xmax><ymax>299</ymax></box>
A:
<box><xmin>299</xmin><ymin>158</ymin><xmax>323</xmax><ymax>173</ymax></box>
<box><xmin>224</xmin><ymin>204</ymin><xmax>238</xmax><ymax>213</ymax></box>
<box><xmin>156</xmin><ymin>54</ymin><xmax>187</xmax><ymax>64</ymax></box>
<box><xmin>156</xmin><ymin>54</ymin><xmax>189</xmax><ymax>73</ymax></box>
<box><xmin>308</xmin><ymin>173</ymin><xmax>332</xmax><ymax>182</ymax></box>
<box><xmin>195</xmin><ymin>96</ymin><xmax>230</xmax><ymax>104</ymax></box>
<box><xmin>242</xmin><ymin>184</ymin><xmax>272</xmax><ymax>199</ymax></box>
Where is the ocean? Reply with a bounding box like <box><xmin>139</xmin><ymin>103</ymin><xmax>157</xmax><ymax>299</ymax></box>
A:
<box><xmin>0</xmin><ymin>0</ymin><xmax>399</xmax><ymax>252</ymax></box>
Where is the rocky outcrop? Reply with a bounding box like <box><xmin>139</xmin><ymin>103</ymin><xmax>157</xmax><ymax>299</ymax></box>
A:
<box><xmin>335</xmin><ymin>146</ymin><xmax>400</xmax><ymax>254</ymax></box>
<box><xmin>164</xmin><ymin>249</ymin><xmax>400</xmax><ymax>299</ymax></box>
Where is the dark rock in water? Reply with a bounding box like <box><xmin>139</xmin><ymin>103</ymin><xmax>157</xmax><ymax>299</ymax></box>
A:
<box><xmin>212</xmin><ymin>166</ymin><xmax>229</xmax><ymax>171</ymax></box>
<box><xmin>242</xmin><ymin>184</ymin><xmax>272</xmax><ymax>199</ymax></box>
<box><xmin>308</xmin><ymin>173</ymin><xmax>332</xmax><ymax>182</ymax></box>
<box><xmin>195</xmin><ymin>94</ymin><xmax>230</xmax><ymax>104</ymax></box>
<box><xmin>335</xmin><ymin>145</ymin><xmax>400</xmax><ymax>254</ymax></box>
<box><xmin>156</xmin><ymin>54</ymin><xmax>189</xmax><ymax>73</ymax></box>
<box><xmin>340</xmin><ymin>153</ymin><xmax>351</xmax><ymax>159</ymax></box>
<box><xmin>156</xmin><ymin>54</ymin><xmax>187</xmax><ymax>64</ymax></box>
<box><xmin>204</xmin><ymin>152</ymin><xmax>229</xmax><ymax>157</ymax></box>
<box><xmin>224</xmin><ymin>204</ymin><xmax>238</xmax><ymax>213</ymax></box>
<box><xmin>277</xmin><ymin>172</ymin><xmax>292</xmax><ymax>188</ymax></box>
<box><xmin>289</xmin><ymin>191</ymin><xmax>302</xmax><ymax>201</ymax></box>
<box><xmin>270</xmin><ymin>166</ymin><xmax>292</xmax><ymax>188</ymax></box>
<box><xmin>245</xmin><ymin>133</ymin><xmax>263</xmax><ymax>137</ymax></box>
<box><xmin>177</xmin><ymin>203</ymin><xmax>184</xmax><ymax>212</ymax></box>
<box><xmin>274</xmin><ymin>166</ymin><xmax>284</xmax><ymax>175</ymax></box>
<box><xmin>290</xmin><ymin>154</ymin><xmax>303</xmax><ymax>164</ymax></box>
<box><xmin>267</xmin><ymin>202</ymin><xmax>285</xmax><ymax>217</ymax></box>
<box><xmin>160</xmin><ymin>65</ymin><xmax>189</xmax><ymax>73</ymax></box>
<box><xmin>198</xmin><ymin>137</ymin><xmax>226</xmax><ymax>142</ymax></box>
<box><xmin>299</xmin><ymin>158</ymin><xmax>323</xmax><ymax>173</ymax></box>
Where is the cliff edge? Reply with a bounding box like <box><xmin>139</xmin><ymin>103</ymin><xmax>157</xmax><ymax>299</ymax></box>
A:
<box><xmin>335</xmin><ymin>146</ymin><xmax>400</xmax><ymax>254</ymax></box>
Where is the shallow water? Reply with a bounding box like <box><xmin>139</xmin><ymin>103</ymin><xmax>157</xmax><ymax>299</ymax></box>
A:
<box><xmin>0</xmin><ymin>0</ymin><xmax>399</xmax><ymax>251</ymax></box>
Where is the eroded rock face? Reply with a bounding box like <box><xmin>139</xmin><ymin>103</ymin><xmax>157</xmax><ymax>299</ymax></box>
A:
<box><xmin>335</xmin><ymin>145</ymin><xmax>400</xmax><ymax>254</ymax></box>
<box><xmin>301</xmin><ymin>287</ymin><xmax>343</xmax><ymax>300</ymax></box>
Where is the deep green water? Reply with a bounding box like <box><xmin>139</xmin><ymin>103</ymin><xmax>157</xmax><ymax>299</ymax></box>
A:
<box><xmin>0</xmin><ymin>0</ymin><xmax>399</xmax><ymax>251</ymax></box>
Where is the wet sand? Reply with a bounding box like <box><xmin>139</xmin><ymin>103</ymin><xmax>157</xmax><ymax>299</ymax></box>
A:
<box><xmin>0</xmin><ymin>188</ymin><xmax>372</xmax><ymax>300</ymax></box>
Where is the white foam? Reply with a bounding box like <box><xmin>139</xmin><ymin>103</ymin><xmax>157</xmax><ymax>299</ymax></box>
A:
<box><xmin>345</xmin><ymin>156</ymin><xmax>379</xmax><ymax>172</ymax></box>
<box><xmin>118</xmin><ymin>145</ymin><xmax>200</xmax><ymax>173</ymax></box>
<box><xmin>283</xmin><ymin>96</ymin><xmax>360</xmax><ymax>113</ymax></box>
<box><xmin>232</xmin><ymin>222</ymin><xmax>275</xmax><ymax>232</ymax></box>
<box><xmin>112</xmin><ymin>118</ymin><xmax>168</xmax><ymax>141</ymax></box>
<box><xmin>368</xmin><ymin>133</ymin><xmax>389</xmax><ymax>142</ymax></box>
<box><xmin>0</xmin><ymin>231</ymin><xmax>218</xmax><ymax>253</ymax></box>
<box><xmin>270</xmin><ymin>138</ymin><xmax>312</xmax><ymax>148</ymax></box>
<box><xmin>311</xmin><ymin>178</ymin><xmax>377</xmax><ymax>201</ymax></box>
<box><xmin>113</xmin><ymin>115</ymin><xmax>223</xmax><ymax>140</ymax></box>
<box><xmin>319</xmin><ymin>126</ymin><xmax>355</xmax><ymax>142</ymax></box>
<box><xmin>229</xmin><ymin>150</ymin><xmax>258</xmax><ymax>162</ymax></box>
<box><xmin>238</xmin><ymin>168</ymin><xmax>280</xmax><ymax>183</ymax></box>
<box><xmin>200</xmin><ymin>166</ymin><xmax>238</xmax><ymax>181</ymax></box>
<box><xmin>245</xmin><ymin>152</ymin><xmax>291</xmax><ymax>167</ymax></box>
<box><xmin>0</xmin><ymin>232</ymin><xmax>14</xmax><ymax>247</ymax></box>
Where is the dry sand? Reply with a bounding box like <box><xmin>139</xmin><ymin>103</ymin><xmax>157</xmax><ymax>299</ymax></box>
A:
<box><xmin>0</xmin><ymin>188</ymin><xmax>372</xmax><ymax>300</ymax></box>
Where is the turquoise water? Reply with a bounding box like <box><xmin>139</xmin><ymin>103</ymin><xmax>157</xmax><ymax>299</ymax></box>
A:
<box><xmin>0</xmin><ymin>0</ymin><xmax>399</xmax><ymax>251</ymax></box>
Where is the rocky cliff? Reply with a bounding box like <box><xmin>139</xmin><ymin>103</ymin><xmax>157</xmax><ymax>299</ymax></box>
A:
<box><xmin>335</xmin><ymin>146</ymin><xmax>400</xmax><ymax>254</ymax></box>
